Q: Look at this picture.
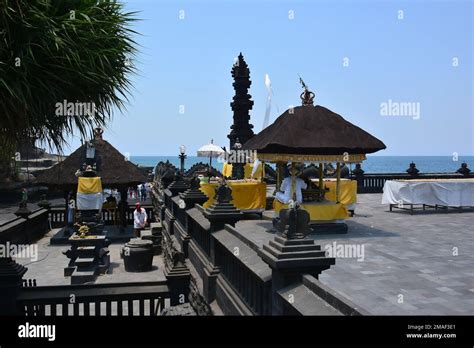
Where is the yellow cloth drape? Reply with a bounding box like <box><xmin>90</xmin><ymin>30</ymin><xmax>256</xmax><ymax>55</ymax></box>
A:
<box><xmin>273</xmin><ymin>199</ymin><xmax>348</xmax><ymax>221</ymax></box>
<box><xmin>200</xmin><ymin>181</ymin><xmax>266</xmax><ymax>210</ymax></box>
<box><xmin>318</xmin><ymin>179</ymin><xmax>357</xmax><ymax>205</ymax></box>
<box><xmin>222</xmin><ymin>163</ymin><xmax>232</xmax><ymax>177</ymax></box>
<box><xmin>77</xmin><ymin>177</ymin><xmax>103</xmax><ymax>194</ymax></box>
<box><xmin>222</xmin><ymin>162</ymin><xmax>264</xmax><ymax>179</ymax></box>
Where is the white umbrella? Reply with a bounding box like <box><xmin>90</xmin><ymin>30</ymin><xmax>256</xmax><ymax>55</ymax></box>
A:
<box><xmin>197</xmin><ymin>139</ymin><xmax>225</xmax><ymax>172</ymax></box>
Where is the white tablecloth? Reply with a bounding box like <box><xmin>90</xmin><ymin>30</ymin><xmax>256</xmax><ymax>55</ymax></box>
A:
<box><xmin>382</xmin><ymin>180</ymin><xmax>474</xmax><ymax>207</ymax></box>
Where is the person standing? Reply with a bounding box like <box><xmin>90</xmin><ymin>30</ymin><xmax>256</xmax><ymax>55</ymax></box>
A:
<box><xmin>67</xmin><ymin>198</ymin><xmax>75</xmax><ymax>227</ymax></box>
<box><xmin>140</xmin><ymin>183</ymin><xmax>147</xmax><ymax>201</ymax></box>
<box><xmin>133</xmin><ymin>202</ymin><xmax>147</xmax><ymax>237</ymax></box>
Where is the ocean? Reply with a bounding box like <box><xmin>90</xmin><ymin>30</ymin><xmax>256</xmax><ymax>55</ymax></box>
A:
<box><xmin>130</xmin><ymin>156</ymin><xmax>474</xmax><ymax>174</ymax></box>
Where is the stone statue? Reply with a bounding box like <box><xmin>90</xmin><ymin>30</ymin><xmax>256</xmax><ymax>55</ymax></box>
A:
<box><xmin>214</xmin><ymin>181</ymin><xmax>233</xmax><ymax>204</ymax></box>
<box><xmin>273</xmin><ymin>203</ymin><xmax>311</xmax><ymax>239</ymax></box>
<box><xmin>456</xmin><ymin>163</ymin><xmax>471</xmax><ymax>176</ymax></box>
<box><xmin>406</xmin><ymin>162</ymin><xmax>419</xmax><ymax>176</ymax></box>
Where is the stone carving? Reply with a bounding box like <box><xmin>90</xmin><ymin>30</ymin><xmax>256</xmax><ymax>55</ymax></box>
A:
<box><xmin>214</xmin><ymin>181</ymin><xmax>233</xmax><ymax>204</ymax></box>
<box><xmin>456</xmin><ymin>163</ymin><xmax>471</xmax><ymax>176</ymax></box>
<box><xmin>406</xmin><ymin>162</ymin><xmax>419</xmax><ymax>176</ymax></box>
<box><xmin>228</xmin><ymin>53</ymin><xmax>255</xmax><ymax>149</ymax></box>
<box><xmin>273</xmin><ymin>203</ymin><xmax>311</xmax><ymax>239</ymax></box>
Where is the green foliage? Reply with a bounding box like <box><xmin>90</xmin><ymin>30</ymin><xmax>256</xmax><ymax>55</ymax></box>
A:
<box><xmin>0</xmin><ymin>0</ymin><xmax>139</xmax><ymax>155</ymax></box>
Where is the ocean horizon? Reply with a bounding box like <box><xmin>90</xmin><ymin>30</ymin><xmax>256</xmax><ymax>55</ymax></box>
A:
<box><xmin>130</xmin><ymin>155</ymin><xmax>474</xmax><ymax>174</ymax></box>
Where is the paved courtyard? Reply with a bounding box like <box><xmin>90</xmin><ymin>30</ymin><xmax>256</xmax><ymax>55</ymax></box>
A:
<box><xmin>16</xmin><ymin>228</ymin><xmax>166</xmax><ymax>286</ymax></box>
<box><xmin>11</xmin><ymin>193</ymin><xmax>474</xmax><ymax>315</ymax></box>
<box><xmin>237</xmin><ymin>193</ymin><xmax>474</xmax><ymax>315</ymax></box>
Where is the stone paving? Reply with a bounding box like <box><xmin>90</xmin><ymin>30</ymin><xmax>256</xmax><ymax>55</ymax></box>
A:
<box><xmin>10</xmin><ymin>193</ymin><xmax>474</xmax><ymax>315</ymax></box>
<box><xmin>237</xmin><ymin>193</ymin><xmax>474</xmax><ymax>315</ymax></box>
<box><xmin>16</xmin><ymin>228</ymin><xmax>166</xmax><ymax>286</ymax></box>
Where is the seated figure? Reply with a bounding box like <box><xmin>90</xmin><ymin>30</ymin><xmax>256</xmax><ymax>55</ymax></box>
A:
<box><xmin>275</xmin><ymin>167</ymin><xmax>307</xmax><ymax>204</ymax></box>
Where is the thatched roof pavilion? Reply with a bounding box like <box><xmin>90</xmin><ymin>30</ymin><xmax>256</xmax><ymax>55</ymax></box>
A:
<box><xmin>242</xmin><ymin>84</ymin><xmax>386</xmax><ymax>206</ymax></box>
<box><xmin>36</xmin><ymin>129</ymin><xmax>147</xmax><ymax>190</ymax></box>
<box><xmin>242</xmin><ymin>92</ymin><xmax>386</xmax><ymax>162</ymax></box>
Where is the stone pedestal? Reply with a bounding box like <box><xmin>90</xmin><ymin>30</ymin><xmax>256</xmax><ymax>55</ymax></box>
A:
<box><xmin>14</xmin><ymin>202</ymin><xmax>31</xmax><ymax>219</ymax></box>
<box><xmin>167</xmin><ymin>175</ymin><xmax>189</xmax><ymax>197</ymax></box>
<box><xmin>203</xmin><ymin>183</ymin><xmax>242</xmax><ymax>233</ymax></box>
<box><xmin>0</xmin><ymin>257</ymin><xmax>27</xmax><ymax>315</ymax></box>
<box><xmin>162</xmin><ymin>230</ymin><xmax>191</xmax><ymax>306</ymax></box>
<box><xmin>63</xmin><ymin>234</ymin><xmax>110</xmax><ymax>284</ymax></box>
<box><xmin>202</xmin><ymin>182</ymin><xmax>242</xmax><ymax>302</ymax></box>
<box><xmin>179</xmin><ymin>176</ymin><xmax>208</xmax><ymax>210</ymax></box>
<box><xmin>259</xmin><ymin>206</ymin><xmax>335</xmax><ymax>315</ymax></box>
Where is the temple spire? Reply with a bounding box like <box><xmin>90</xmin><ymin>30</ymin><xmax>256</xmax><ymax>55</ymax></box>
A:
<box><xmin>228</xmin><ymin>53</ymin><xmax>254</xmax><ymax>149</ymax></box>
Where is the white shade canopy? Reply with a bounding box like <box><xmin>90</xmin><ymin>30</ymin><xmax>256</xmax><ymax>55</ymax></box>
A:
<box><xmin>197</xmin><ymin>139</ymin><xmax>225</xmax><ymax>158</ymax></box>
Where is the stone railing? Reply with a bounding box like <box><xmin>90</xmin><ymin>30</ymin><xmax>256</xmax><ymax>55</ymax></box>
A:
<box><xmin>17</xmin><ymin>281</ymin><xmax>170</xmax><ymax>316</ymax></box>
<box><xmin>0</xmin><ymin>208</ymin><xmax>49</xmax><ymax>244</ymax></box>
<box><xmin>213</xmin><ymin>225</ymin><xmax>272</xmax><ymax>315</ymax></box>
<box><xmin>49</xmin><ymin>204</ymin><xmax>154</xmax><ymax>228</ymax></box>
<box><xmin>152</xmin><ymin>178</ymin><xmax>363</xmax><ymax>316</ymax></box>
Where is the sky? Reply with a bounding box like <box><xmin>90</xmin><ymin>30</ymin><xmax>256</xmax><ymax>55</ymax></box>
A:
<box><xmin>60</xmin><ymin>0</ymin><xmax>473</xmax><ymax>156</ymax></box>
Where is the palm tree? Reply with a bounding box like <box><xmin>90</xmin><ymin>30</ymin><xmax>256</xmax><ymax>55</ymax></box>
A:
<box><xmin>0</xmin><ymin>0</ymin><xmax>139</xmax><ymax>177</ymax></box>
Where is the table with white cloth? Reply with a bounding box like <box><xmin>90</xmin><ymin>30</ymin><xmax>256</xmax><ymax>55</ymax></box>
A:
<box><xmin>382</xmin><ymin>179</ymin><xmax>474</xmax><ymax>214</ymax></box>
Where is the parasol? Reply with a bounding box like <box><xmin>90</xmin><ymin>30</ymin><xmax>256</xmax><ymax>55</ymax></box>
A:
<box><xmin>197</xmin><ymin>139</ymin><xmax>225</xmax><ymax>173</ymax></box>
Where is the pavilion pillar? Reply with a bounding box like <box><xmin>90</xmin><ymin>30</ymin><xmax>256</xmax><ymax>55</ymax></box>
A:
<box><xmin>336</xmin><ymin>162</ymin><xmax>341</xmax><ymax>203</ymax></box>
<box><xmin>276</xmin><ymin>162</ymin><xmax>284</xmax><ymax>192</ymax></box>
<box><xmin>290</xmin><ymin>162</ymin><xmax>296</xmax><ymax>202</ymax></box>
<box><xmin>318</xmin><ymin>163</ymin><xmax>324</xmax><ymax>192</ymax></box>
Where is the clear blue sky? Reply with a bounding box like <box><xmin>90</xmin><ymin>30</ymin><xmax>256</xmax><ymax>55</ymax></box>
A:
<box><xmin>62</xmin><ymin>0</ymin><xmax>473</xmax><ymax>156</ymax></box>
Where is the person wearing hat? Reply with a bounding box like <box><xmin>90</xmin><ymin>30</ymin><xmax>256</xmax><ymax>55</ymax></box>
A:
<box><xmin>133</xmin><ymin>202</ymin><xmax>147</xmax><ymax>237</ymax></box>
<box><xmin>275</xmin><ymin>164</ymin><xmax>307</xmax><ymax>204</ymax></box>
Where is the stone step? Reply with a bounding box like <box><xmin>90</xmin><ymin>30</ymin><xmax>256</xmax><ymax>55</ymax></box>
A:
<box><xmin>70</xmin><ymin>268</ymin><xmax>97</xmax><ymax>285</ymax></box>
<box><xmin>76</xmin><ymin>246</ymin><xmax>96</xmax><ymax>257</ymax></box>
<box><xmin>74</xmin><ymin>257</ymin><xmax>95</xmax><ymax>268</ymax></box>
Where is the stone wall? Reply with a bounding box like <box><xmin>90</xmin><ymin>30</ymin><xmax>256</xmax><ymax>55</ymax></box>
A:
<box><xmin>152</xmin><ymin>179</ymin><xmax>364</xmax><ymax>316</ymax></box>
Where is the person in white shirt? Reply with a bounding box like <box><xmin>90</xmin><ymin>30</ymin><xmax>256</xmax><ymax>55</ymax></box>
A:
<box><xmin>67</xmin><ymin>199</ymin><xmax>75</xmax><ymax>227</ymax></box>
<box><xmin>133</xmin><ymin>202</ymin><xmax>147</xmax><ymax>237</ymax></box>
<box><xmin>275</xmin><ymin>166</ymin><xmax>307</xmax><ymax>204</ymax></box>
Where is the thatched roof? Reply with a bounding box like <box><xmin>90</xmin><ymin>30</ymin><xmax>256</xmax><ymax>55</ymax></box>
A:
<box><xmin>242</xmin><ymin>105</ymin><xmax>386</xmax><ymax>155</ymax></box>
<box><xmin>36</xmin><ymin>138</ymin><xmax>147</xmax><ymax>187</ymax></box>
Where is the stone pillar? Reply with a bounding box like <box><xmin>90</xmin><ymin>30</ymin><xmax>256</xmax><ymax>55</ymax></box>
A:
<box><xmin>167</xmin><ymin>173</ymin><xmax>189</xmax><ymax>197</ymax></box>
<box><xmin>14</xmin><ymin>202</ymin><xmax>32</xmax><ymax>244</ymax></box>
<box><xmin>179</xmin><ymin>176</ymin><xmax>209</xmax><ymax>210</ymax></box>
<box><xmin>0</xmin><ymin>257</ymin><xmax>28</xmax><ymax>315</ymax></box>
<box><xmin>162</xmin><ymin>230</ymin><xmax>191</xmax><ymax>306</ymax></box>
<box><xmin>259</xmin><ymin>205</ymin><xmax>335</xmax><ymax>315</ymax></box>
<box><xmin>178</xmin><ymin>176</ymin><xmax>209</xmax><ymax>258</ymax></box>
<box><xmin>202</xmin><ymin>181</ymin><xmax>242</xmax><ymax>302</ymax></box>
<box><xmin>227</xmin><ymin>53</ymin><xmax>255</xmax><ymax>149</ymax></box>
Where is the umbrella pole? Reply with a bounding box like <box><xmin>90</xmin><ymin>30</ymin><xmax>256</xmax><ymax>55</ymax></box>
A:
<box><xmin>209</xmin><ymin>155</ymin><xmax>212</xmax><ymax>177</ymax></box>
<box><xmin>336</xmin><ymin>162</ymin><xmax>341</xmax><ymax>203</ymax></box>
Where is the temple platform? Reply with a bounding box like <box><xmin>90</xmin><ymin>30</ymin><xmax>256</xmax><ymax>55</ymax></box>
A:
<box><xmin>237</xmin><ymin>193</ymin><xmax>474</xmax><ymax>315</ymax></box>
<box><xmin>11</xmin><ymin>193</ymin><xmax>474</xmax><ymax>315</ymax></box>
<box><xmin>17</xmin><ymin>228</ymin><xmax>166</xmax><ymax>286</ymax></box>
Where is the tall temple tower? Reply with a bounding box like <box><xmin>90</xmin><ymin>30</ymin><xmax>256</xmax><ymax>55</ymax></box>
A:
<box><xmin>228</xmin><ymin>53</ymin><xmax>254</xmax><ymax>149</ymax></box>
